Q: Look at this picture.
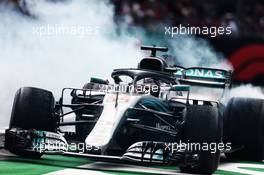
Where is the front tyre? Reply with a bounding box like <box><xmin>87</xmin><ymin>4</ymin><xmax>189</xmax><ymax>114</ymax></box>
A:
<box><xmin>5</xmin><ymin>87</ymin><xmax>56</xmax><ymax>158</ymax></box>
<box><xmin>180</xmin><ymin>105</ymin><xmax>222</xmax><ymax>174</ymax></box>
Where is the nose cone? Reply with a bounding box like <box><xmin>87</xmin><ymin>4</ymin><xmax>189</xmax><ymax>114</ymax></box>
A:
<box><xmin>85</xmin><ymin>94</ymin><xmax>139</xmax><ymax>154</ymax></box>
<box><xmin>85</xmin><ymin>103</ymin><xmax>118</xmax><ymax>153</ymax></box>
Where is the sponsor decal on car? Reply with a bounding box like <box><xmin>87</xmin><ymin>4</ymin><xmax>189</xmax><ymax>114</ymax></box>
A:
<box><xmin>175</xmin><ymin>68</ymin><xmax>226</xmax><ymax>79</ymax></box>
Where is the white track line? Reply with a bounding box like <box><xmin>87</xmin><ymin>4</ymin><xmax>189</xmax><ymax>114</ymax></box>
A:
<box><xmin>44</xmin><ymin>161</ymin><xmax>185</xmax><ymax>175</ymax></box>
<box><xmin>218</xmin><ymin>163</ymin><xmax>264</xmax><ymax>175</ymax></box>
<box><xmin>44</xmin><ymin>168</ymin><xmax>109</xmax><ymax>175</ymax></box>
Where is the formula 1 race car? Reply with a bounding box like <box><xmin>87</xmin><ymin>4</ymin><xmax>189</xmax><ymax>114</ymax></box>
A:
<box><xmin>4</xmin><ymin>45</ymin><xmax>264</xmax><ymax>174</ymax></box>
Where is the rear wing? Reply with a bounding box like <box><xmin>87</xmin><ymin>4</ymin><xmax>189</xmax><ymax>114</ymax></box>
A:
<box><xmin>174</xmin><ymin>67</ymin><xmax>232</xmax><ymax>88</ymax></box>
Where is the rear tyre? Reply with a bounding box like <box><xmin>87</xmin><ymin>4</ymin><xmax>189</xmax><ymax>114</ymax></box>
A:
<box><xmin>223</xmin><ymin>97</ymin><xmax>264</xmax><ymax>161</ymax></box>
<box><xmin>180</xmin><ymin>105</ymin><xmax>222</xmax><ymax>174</ymax></box>
<box><xmin>6</xmin><ymin>87</ymin><xmax>56</xmax><ymax>158</ymax></box>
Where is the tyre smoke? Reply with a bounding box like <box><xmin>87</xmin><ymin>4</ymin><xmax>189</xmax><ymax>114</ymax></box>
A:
<box><xmin>0</xmin><ymin>0</ymin><xmax>142</xmax><ymax>129</ymax></box>
<box><xmin>169</xmin><ymin>35</ymin><xmax>231</xmax><ymax>69</ymax></box>
<box><xmin>224</xmin><ymin>84</ymin><xmax>264</xmax><ymax>103</ymax></box>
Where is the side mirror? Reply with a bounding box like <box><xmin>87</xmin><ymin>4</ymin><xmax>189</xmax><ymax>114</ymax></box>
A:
<box><xmin>90</xmin><ymin>77</ymin><xmax>109</xmax><ymax>85</ymax></box>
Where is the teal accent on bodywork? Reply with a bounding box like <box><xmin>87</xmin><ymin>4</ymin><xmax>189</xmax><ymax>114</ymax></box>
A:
<box><xmin>136</xmin><ymin>98</ymin><xmax>170</xmax><ymax>113</ymax></box>
<box><xmin>90</xmin><ymin>77</ymin><xmax>108</xmax><ymax>84</ymax></box>
<box><xmin>31</xmin><ymin>131</ymin><xmax>46</xmax><ymax>152</ymax></box>
<box><xmin>170</xmin><ymin>85</ymin><xmax>190</xmax><ymax>91</ymax></box>
<box><xmin>153</xmin><ymin>149</ymin><xmax>163</xmax><ymax>160</ymax></box>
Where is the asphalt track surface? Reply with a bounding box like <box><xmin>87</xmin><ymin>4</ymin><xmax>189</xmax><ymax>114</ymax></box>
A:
<box><xmin>1</xmin><ymin>134</ymin><xmax>264</xmax><ymax>175</ymax></box>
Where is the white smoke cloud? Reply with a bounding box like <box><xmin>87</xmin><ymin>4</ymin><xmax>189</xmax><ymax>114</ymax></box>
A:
<box><xmin>218</xmin><ymin>84</ymin><xmax>264</xmax><ymax>105</ymax></box>
<box><xmin>0</xmin><ymin>0</ymin><xmax>142</xmax><ymax>129</ymax></box>
<box><xmin>169</xmin><ymin>35</ymin><xmax>232</xmax><ymax>69</ymax></box>
<box><xmin>226</xmin><ymin>84</ymin><xmax>264</xmax><ymax>100</ymax></box>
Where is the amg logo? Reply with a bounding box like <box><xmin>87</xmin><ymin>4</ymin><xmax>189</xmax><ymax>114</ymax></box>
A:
<box><xmin>156</xmin><ymin>123</ymin><xmax>171</xmax><ymax>130</ymax></box>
